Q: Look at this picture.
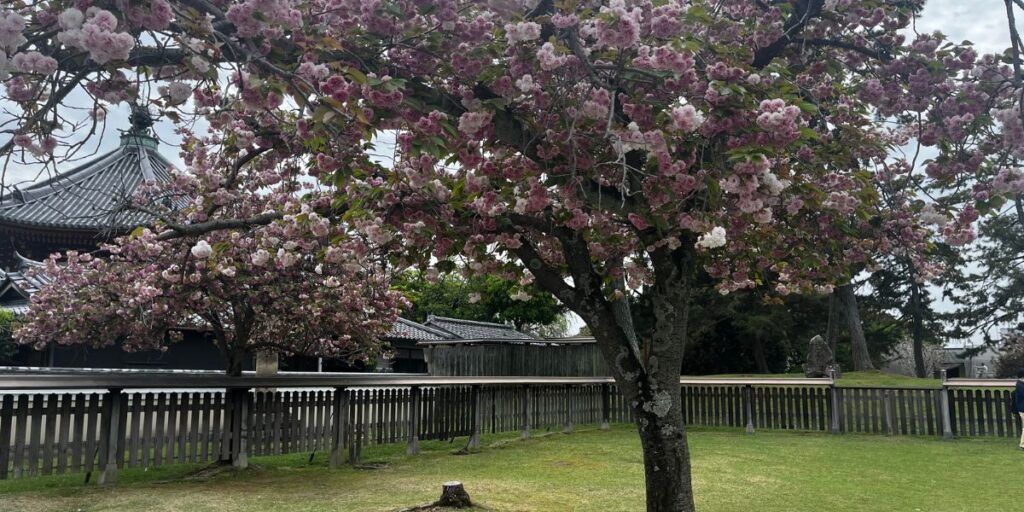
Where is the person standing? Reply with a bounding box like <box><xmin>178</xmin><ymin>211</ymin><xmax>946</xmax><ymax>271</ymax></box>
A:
<box><xmin>1015</xmin><ymin>369</ymin><xmax>1024</xmax><ymax>450</ymax></box>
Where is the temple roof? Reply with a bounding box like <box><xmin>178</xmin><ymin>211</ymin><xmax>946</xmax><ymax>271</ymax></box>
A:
<box><xmin>0</xmin><ymin>253</ymin><xmax>49</xmax><ymax>315</ymax></box>
<box><xmin>385</xmin><ymin>317</ymin><xmax>454</xmax><ymax>342</ymax></box>
<box><xmin>385</xmin><ymin>316</ymin><xmax>538</xmax><ymax>343</ymax></box>
<box><xmin>422</xmin><ymin>315</ymin><xmax>537</xmax><ymax>340</ymax></box>
<box><xmin>0</xmin><ymin>132</ymin><xmax>173</xmax><ymax>233</ymax></box>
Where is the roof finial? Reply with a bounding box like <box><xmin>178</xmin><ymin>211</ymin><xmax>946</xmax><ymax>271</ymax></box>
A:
<box><xmin>128</xmin><ymin>105</ymin><xmax>154</xmax><ymax>135</ymax></box>
<box><xmin>121</xmin><ymin>105</ymin><xmax>159</xmax><ymax>149</ymax></box>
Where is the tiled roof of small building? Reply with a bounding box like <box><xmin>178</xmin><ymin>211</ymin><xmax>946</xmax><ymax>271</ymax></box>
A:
<box><xmin>385</xmin><ymin>317</ymin><xmax>454</xmax><ymax>341</ymax></box>
<box><xmin>0</xmin><ymin>132</ymin><xmax>173</xmax><ymax>232</ymax></box>
<box><xmin>423</xmin><ymin>315</ymin><xmax>537</xmax><ymax>340</ymax></box>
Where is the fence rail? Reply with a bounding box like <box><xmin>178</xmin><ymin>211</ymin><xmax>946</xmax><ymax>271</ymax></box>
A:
<box><xmin>0</xmin><ymin>373</ymin><xmax>1018</xmax><ymax>482</ymax></box>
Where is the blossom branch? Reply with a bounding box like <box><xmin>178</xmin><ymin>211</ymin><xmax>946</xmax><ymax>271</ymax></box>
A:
<box><xmin>153</xmin><ymin>212</ymin><xmax>284</xmax><ymax>241</ymax></box>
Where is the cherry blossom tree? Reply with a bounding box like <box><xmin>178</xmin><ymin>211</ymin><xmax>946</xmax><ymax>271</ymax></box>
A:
<box><xmin>14</xmin><ymin>131</ymin><xmax>406</xmax><ymax>376</ymax></box>
<box><xmin>3</xmin><ymin>1</ymin><xmax>1022</xmax><ymax>511</ymax></box>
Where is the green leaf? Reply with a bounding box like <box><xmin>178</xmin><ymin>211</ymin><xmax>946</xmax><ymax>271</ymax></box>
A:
<box><xmin>800</xmin><ymin>127</ymin><xmax>821</xmax><ymax>141</ymax></box>
<box><xmin>346</xmin><ymin>67</ymin><xmax>368</xmax><ymax>85</ymax></box>
<box><xmin>794</xmin><ymin>100</ymin><xmax>818</xmax><ymax>114</ymax></box>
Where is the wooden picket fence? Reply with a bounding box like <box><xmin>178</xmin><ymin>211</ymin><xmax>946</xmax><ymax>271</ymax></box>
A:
<box><xmin>0</xmin><ymin>373</ymin><xmax>1018</xmax><ymax>482</ymax></box>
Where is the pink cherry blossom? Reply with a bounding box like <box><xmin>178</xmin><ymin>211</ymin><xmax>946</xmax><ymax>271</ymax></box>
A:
<box><xmin>669</xmin><ymin>105</ymin><xmax>704</xmax><ymax>133</ymax></box>
<box><xmin>165</xmin><ymin>82</ymin><xmax>192</xmax><ymax>105</ymax></box>
<box><xmin>536</xmin><ymin>42</ymin><xmax>567</xmax><ymax>70</ymax></box>
<box><xmin>56</xmin><ymin>8</ymin><xmax>135</xmax><ymax>64</ymax></box>
<box><xmin>458</xmin><ymin>111</ymin><xmax>492</xmax><ymax>136</ymax></box>
<box><xmin>505</xmin><ymin>21</ymin><xmax>541</xmax><ymax>43</ymax></box>
<box><xmin>0</xmin><ymin>11</ymin><xmax>27</xmax><ymax>51</ymax></box>
<box><xmin>595</xmin><ymin>0</ymin><xmax>642</xmax><ymax>49</ymax></box>
<box><xmin>191</xmin><ymin>240</ymin><xmax>213</xmax><ymax>258</ymax></box>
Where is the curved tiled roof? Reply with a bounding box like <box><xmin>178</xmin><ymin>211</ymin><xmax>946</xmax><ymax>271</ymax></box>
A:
<box><xmin>385</xmin><ymin>316</ymin><xmax>537</xmax><ymax>342</ymax></box>
<box><xmin>0</xmin><ymin>133</ymin><xmax>173</xmax><ymax>232</ymax></box>
<box><xmin>385</xmin><ymin>317</ymin><xmax>454</xmax><ymax>341</ymax></box>
<box><xmin>0</xmin><ymin>253</ymin><xmax>49</xmax><ymax>314</ymax></box>
<box><xmin>423</xmin><ymin>315</ymin><xmax>537</xmax><ymax>340</ymax></box>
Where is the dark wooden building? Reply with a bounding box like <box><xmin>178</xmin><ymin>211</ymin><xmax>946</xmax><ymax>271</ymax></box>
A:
<box><xmin>0</xmin><ymin>129</ymin><xmax>173</xmax><ymax>266</ymax></box>
<box><xmin>405</xmin><ymin>315</ymin><xmax>609</xmax><ymax>377</ymax></box>
<box><xmin>377</xmin><ymin>317</ymin><xmax>453</xmax><ymax>373</ymax></box>
<box><xmin>422</xmin><ymin>336</ymin><xmax>609</xmax><ymax>377</ymax></box>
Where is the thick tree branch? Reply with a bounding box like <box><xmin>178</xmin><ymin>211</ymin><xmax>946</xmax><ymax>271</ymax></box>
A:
<box><xmin>177</xmin><ymin>0</ymin><xmax>227</xmax><ymax>19</ymax></box>
<box><xmin>751</xmin><ymin>0</ymin><xmax>825</xmax><ymax>69</ymax></box>
<box><xmin>154</xmin><ymin>212</ymin><xmax>283</xmax><ymax>240</ymax></box>
<box><xmin>510</xmin><ymin>237</ymin><xmax>580</xmax><ymax>310</ymax></box>
<box><xmin>564</xmin><ymin>28</ymin><xmax>612</xmax><ymax>90</ymax></box>
<box><xmin>226</xmin><ymin>147</ymin><xmax>271</xmax><ymax>188</ymax></box>
<box><xmin>794</xmin><ymin>38</ymin><xmax>888</xmax><ymax>61</ymax></box>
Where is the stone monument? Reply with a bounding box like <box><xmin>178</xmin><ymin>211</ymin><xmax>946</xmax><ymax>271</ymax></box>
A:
<box><xmin>804</xmin><ymin>335</ymin><xmax>834</xmax><ymax>378</ymax></box>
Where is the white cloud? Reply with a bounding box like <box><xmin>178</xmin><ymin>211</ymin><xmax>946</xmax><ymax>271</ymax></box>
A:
<box><xmin>912</xmin><ymin>0</ymin><xmax>1012</xmax><ymax>54</ymax></box>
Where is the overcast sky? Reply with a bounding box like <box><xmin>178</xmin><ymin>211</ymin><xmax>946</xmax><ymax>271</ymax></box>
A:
<box><xmin>914</xmin><ymin>0</ymin><xmax>1011</xmax><ymax>50</ymax></box>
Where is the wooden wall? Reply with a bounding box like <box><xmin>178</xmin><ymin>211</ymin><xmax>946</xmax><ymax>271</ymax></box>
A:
<box><xmin>424</xmin><ymin>343</ymin><xmax>609</xmax><ymax>376</ymax></box>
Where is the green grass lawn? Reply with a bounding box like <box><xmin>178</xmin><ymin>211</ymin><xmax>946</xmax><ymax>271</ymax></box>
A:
<box><xmin>2</xmin><ymin>424</ymin><xmax>1020</xmax><ymax>512</ymax></box>
<box><xmin>701</xmin><ymin>370</ymin><xmax>943</xmax><ymax>388</ymax></box>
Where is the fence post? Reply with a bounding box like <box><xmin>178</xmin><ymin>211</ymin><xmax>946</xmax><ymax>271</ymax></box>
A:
<box><xmin>600</xmin><ymin>383</ymin><xmax>611</xmax><ymax>430</ymax></box>
<box><xmin>883</xmin><ymin>390</ymin><xmax>895</xmax><ymax>436</ymax></box>
<box><xmin>329</xmin><ymin>387</ymin><xmax>349</xmax><ymax>467</ymax></box>
<box><xmin>521</xmin><ymin>385</ymin><xmax>531</xmax><ymax>439</ymax></box>
<box><xmin>828</xmin><ymin>368</ymin><xmax>841</xmax><ymax>434</ymax></box>
<box><xmin>563</xmin><ymin>385</ymin><xmax>574</xmax><ymax>433</ymax></box>
<box><xmin>407</xmin><ymin>386</ymin><xmax>421</xmax><ymax>456</ymax></box>
<box><xmin>97</xmin><ymin>388</ymin><xmax>124</xmax><ymax>485</ymax></box>
<box><xmin>0</xmin><ymin>394</ymin><xmax>12</xmax><ymax>480</ymax></box>
<box><xmin>939</xmin><ymin>369</ymin><xmax>954</xmax><ymax>439</ymax></box>
<box><xmin>744</xmin><ymin>385</ymin><xmax>755</xmax><ymax>435</ymax></box>
<box><xmin>467</xmin><ymin>385</ymin><xmax>482</xmax><ymax>449</ymax></box>
<box><xmin>227</xmin><ymin>387</ymin><xmax>251</xmax><ymax>469</ymax></box>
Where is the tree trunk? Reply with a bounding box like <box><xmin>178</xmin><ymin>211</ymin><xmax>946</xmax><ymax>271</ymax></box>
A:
<box><xmin>215</xmin><ymin>341</ymin><xmax>250</xmax><ymax>466</ymax></box>
<box><xmin>752</xmin><ymin>336</ymin><xmax>769</xmax><ymax>373</ymax></box>
<box><xmin>826</xmin><ymin>293</ymin><xmax>841</xmax><ymax>358</ymax></box>
<box><xmin>514</xmin><ymin>231</ymin><xmax>697</xmax><ymax>512</ymax></box>
<box><xmin>226</xmin><ymin>347</ymin><xmax>248</xmax><ymax>377</ymax></box>
<box><xmin>581</xmin><ymin>295</ymin><xmax>696</xmax><ymax>512</ymax></box>
<box><xmin>910</xmin><ymin>280</ymin><xmax>926</xmax><ymax>378</ymax></box>
<box><xmin>632</xmin><ymin>376</ymin><xmax>695</xmax><ymax>512</ymax></box>
<box><xmin>836</xmin><ymin>283</ymin><xmax>874</xmax><ymax>371</ymax></box>
<box><xmin>598</xmin><ymin>274</ymin><xmax>695</xmax><ymax>511</ymax></box>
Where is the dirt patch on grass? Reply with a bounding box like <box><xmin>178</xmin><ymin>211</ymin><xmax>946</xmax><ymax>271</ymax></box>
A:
<box><xmin>155</xmin><ymin>462</ymin><xmax>264</xmax><ymax>483</ymax></box>
<box><xmin>399</xmin><ymin>505</ymin><xmax>487</xmax><ymax>511</ymax></box>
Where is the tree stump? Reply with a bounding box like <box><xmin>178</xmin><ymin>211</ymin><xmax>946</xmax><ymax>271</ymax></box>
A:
<box><xmin>434</xmin><ymin>481</ymin><xmax>473</xmax><ymax>508</ymax></box>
